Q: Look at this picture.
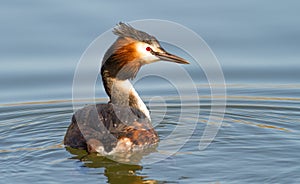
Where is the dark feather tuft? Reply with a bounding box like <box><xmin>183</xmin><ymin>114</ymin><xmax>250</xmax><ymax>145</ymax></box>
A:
<box><xmin>113</xmin><ymin>22</ymin><xmax>157</xmax><ymax>43</ymax></box>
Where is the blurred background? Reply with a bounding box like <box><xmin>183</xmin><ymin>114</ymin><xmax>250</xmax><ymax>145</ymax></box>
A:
<box><xmin>1</xmin><ymin>1</ymin><xmax>300</xmax><ymax>183</ymax></box>
<box><xmin>1</xmin><ymin>0</ymin><xmax>299</xmax><ymax>104</ymax></box>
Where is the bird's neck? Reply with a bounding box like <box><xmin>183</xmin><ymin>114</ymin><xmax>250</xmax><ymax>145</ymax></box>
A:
<box><xmin>102</xmin><ymin>75</ymin><xmax>150</xmax><ymax>120</ymax></box>
<box><xmin>100</xmin><ymin>39</ymin><xmax>150</xmax><ymax>119</ymax></box>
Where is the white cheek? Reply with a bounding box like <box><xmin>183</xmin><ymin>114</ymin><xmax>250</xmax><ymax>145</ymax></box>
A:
<box><xmin>142</xmin><ymin>53</ymin><xmax>160</xmax><ymax>64</ymax></box>
<box><xmin>136</xmin><ymin>43</ymin><xmax>160</xmax><ymax>64</ymax></box>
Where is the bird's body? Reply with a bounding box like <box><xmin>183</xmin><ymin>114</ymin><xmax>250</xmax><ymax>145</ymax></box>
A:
<box><xmin>64</xmin><ymin>103</ymin><xmax>158</xmax><ymax>154</ymax></box>
<box><xmin>64</xmin><ymin>23</ymin><xmax>189</xmax><ymax>155</ymax></box>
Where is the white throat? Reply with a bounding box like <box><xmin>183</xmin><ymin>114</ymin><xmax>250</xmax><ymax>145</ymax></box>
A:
<box><xmin>110</xmin><ymin>79</ymin><xmax>150</xmax><ymax>120</ymax></box>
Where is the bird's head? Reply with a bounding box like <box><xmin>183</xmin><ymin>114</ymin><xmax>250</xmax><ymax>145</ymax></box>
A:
<box><xmin>101</xmin><ymin>22</ymin><xmax>189</xmax><ymax>80</ymax></box>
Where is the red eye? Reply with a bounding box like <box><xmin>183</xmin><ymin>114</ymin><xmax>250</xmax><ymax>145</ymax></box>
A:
<box><xmin>146</xmin><ymin>47</ymin><xmax>151</xmax><ymax>51</ymax></box>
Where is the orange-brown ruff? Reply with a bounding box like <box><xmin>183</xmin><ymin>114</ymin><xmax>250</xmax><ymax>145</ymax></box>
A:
<box><xmin>64</xmin><ymin>22</ymin><xmax>189</xmax><ymax>155</ymax></box>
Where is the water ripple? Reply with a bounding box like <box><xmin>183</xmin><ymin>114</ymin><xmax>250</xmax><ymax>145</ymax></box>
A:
<box><xmin>1</xmin><ymin>85</ymin><xmax>300</xmax><ymax>183</ymax></box>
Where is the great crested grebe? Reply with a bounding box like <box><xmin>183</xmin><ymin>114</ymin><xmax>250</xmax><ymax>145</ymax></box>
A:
<box><xmin>64</xmin><ymin>22</ymin><xmax>189</xmax><ymax>155</ymax></box>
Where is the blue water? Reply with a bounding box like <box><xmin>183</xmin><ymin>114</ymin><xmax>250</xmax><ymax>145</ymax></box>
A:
<box><xmin>1</xmin><ymin>1</ymin><xmax>300</xmax><ymax>183</ymax></box>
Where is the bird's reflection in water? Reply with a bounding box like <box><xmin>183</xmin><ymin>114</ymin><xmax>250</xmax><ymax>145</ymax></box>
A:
<box><xmin>66</xmin><ymin>147</ymin><xmax>159</xmax><ymax>184</ymax></box>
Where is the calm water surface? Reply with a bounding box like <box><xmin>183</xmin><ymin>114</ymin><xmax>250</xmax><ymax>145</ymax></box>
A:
<box><xmin>1</xmin><ymin>84</ymin><xmax>300</xmax><ymax>183</ymax></box>
<box><xmin>1</xmin><ymin>1</ymin><xmax>300</xmax><ymax>183</ymax></box>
